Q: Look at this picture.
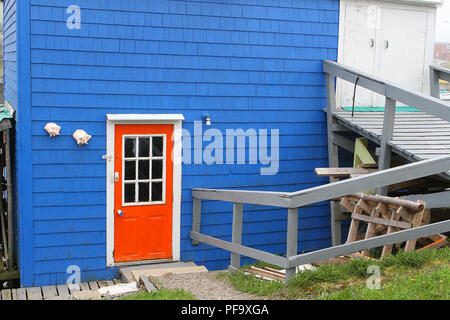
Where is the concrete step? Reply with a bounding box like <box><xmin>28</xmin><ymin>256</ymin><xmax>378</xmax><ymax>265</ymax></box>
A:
<box><xmin>119</xmin><ymin>261</ymin><xmax>198</xmax><ymax>283</ymax></box>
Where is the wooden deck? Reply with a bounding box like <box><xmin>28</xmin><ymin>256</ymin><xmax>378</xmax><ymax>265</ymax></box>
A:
<box><xmin>331</xmin><ymin>110</ymin><xmax>450</xmax><ymax>178</ymax></box>
<box><xmin>0</xmin><ymin>279</ymin><xmax>123</xmax><ymax>300</ymax></box>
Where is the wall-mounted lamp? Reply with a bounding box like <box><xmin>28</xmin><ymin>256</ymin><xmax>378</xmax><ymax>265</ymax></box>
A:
<box><xmin>202</xmin><ymin>113</ymin><xmax>211</xmax><ymax>126</ymax></box>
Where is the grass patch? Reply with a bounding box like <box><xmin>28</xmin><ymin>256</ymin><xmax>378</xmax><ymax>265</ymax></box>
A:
<box><xmin>321</xmin><ymin>266</ymin><xmax>449</xmax><ymax>300</ymax></box>
<box><xmin>121</xmin><ymin>288</ymin><xmax>196</xmax><ymax>300</ymax></box>
<box><xmin>219</xmin><ymin>247</ymin><xmax>450</xmax><ymax>300</ymax></box>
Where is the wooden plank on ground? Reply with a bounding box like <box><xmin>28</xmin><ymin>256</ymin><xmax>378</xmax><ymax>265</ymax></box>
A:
<box><xmin>88</xmin><ymin>281</ymin><xmax>99</xmax><ymax>290</ymax></box>
<box><xmin>26</xmin><ymin>287</ymin><xmax>43</xmax><ymax>300</ymax></box>
<box><xmin>42</xmin><ymin>286</ymin><xmax>58</xmax><ymax>300</ymax></box>
<box><xmin>79</xmin><ymin>282</ymin><xmax>90</xmax><ymax>291</ymax></box>
<box><xmin>1</xmin><ymin>289</ymin><xmax>12</xmax><ymax>300</ymax></box>
<box><xmin>11</xmin><ymin>289</ymin><xmax>17</xmax><ymax>300</ymax></box>
<box><xmin>16</xmin><ymin>288</ymin><xmax>27</xmax><ymax>300</ymax></box>
<box><xmin>105</xmin><ymin>280</ymin><xmax>114</xmax><ymax>287</ymax></box>
<box><xmin>56</xmin><ymin>284</ymin><xmax>70</xmax><ymax>297</ymax></box>
<box><xmin>131</xmin><ymin>266</ymin><xmax>208</xmax><ymax>280</ymax></box>
<box><xmin>97</xmin><ymin>281</ymin><xmax>108</xmax><ymax>288</ymax></box>
<box><xmin>68</xmin><ymin>283</ymin><xmax>81</xmax><ymax>295</ymax></box>
<box><xmin>113</xmin><ymin>279</ymin><xmax>122</xmax><ymax>284</ymax></box>
<box><xmin>139</xmin><ymin>275</ymin><xmax>157</xmax><ymax>292</ymax></box>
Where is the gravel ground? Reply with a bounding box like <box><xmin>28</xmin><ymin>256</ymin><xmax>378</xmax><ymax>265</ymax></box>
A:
<box><xmin>152</xmin><ymin>271</ymin><xmax>263</xmax><ymax>300</ymax></box>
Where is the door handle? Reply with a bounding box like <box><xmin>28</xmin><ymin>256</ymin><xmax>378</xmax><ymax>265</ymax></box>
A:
<box><xmin>370</xmin><ymin>39</ymin><xmax>374</xmax><ymax>48</ymax></box>
<box><xmin>385</xmin><ymin>40</ymin><xmax>389</xmax><ymax>49</ymax></box>
<box><xmin>114</xmin><ymin>172</ymin><xmax>119</xmax><ymax>183</ymax></box>
<box><xmin>117</xmin><ymin>209</ymin><xmax>124</xmax><ymax>217</ymax></box>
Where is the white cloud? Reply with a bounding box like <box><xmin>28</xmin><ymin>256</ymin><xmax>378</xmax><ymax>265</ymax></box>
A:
<box><xmin>436</xmin><ymin>0</ymin><xmax>450</xmax><ymax>42</ymax></box>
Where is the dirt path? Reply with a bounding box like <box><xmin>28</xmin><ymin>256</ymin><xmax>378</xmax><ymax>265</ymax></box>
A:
<box><xmin>153</xmin><ymin>271</ymin><xmax>263</xmax><ymax>300</ymax></box>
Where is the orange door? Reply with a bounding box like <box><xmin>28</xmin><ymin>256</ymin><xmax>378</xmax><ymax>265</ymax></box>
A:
<box><xmin>114</xmin><ymin>124</ymin><xmax>173</xmax><ymax>262</ymax></box>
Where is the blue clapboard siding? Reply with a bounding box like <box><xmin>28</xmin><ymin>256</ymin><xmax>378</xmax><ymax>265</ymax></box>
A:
<box><xmin>17</xmin><ymin>0</ymin><xmax>339</xmax><ymax>286</ymax></box>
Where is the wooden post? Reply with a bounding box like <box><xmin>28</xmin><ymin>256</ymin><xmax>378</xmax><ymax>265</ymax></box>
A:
<box><xmin>191</xmin><ymin>197</ymin><xmax>201</xmax><ymax>245</ymax></box>
<box><xmin>377</xmin><ymin>97</ymin><xmax>396</xmax><ymax>195</ymax></box>
<box><xmin>381</xmin><ymin>206</ymin><xmax>401</xmax><ymax>257</ymax></box>
<box><xmin>429</xmin><ymin>66</ymin><xmax>440</xmax><ymax>99</ymax></box>
<box><xmin>285</xmin><ymin>207</ymin><xmax>298</xmax><ymax>281</ymax></box>
<box><xmin>362</xmin><ymin>203</ymin><xmax>384</xmax><ymax>256</ymax></box>
<box><xmin>230</xmin><ymin>203</ymin><xmax>243</xmax><ymax>269</ymax></box>
<box><xmin>326</xmin><ymin>73</ymin><xmax>342</xmax><ymax>246</ymax></box>
<box><xmin>404</xmin><ymin>201</ymin><xmax>427</xmax><ymax>252</ymax></box>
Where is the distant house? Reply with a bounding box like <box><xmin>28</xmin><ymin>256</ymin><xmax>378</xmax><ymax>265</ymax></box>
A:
<box><xmin>434</xmin><ymin>42</ymin><xmax>450</xmax><ymax>61</ymax></box>
<box><xmin>3</xmin><ymin>0</ymin><xmax>441</xmax><ymax>287</ymax></box>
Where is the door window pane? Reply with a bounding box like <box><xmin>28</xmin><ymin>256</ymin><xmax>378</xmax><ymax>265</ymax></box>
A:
<box><xmin>138</xmin><ymin>183</ymin><xmax>150</xmax><ymax>202</ymax></box>
<box><xmin>152</xmin><ymin>160</ymin><xmax>163</xmax><ymax>179</ymax></box>
<box><xmin>152</xmin><ymin>137</ymin><xmax>163</xmax><ymax>157</ymax></box>
<box><xmin>139</xmin><ymin>138</ymin><xmax>150</xmax><ymax>157</ymax></box>
<box><xmin>138</xmin><ymin>160</ymin><xmax>149</xmax><ymax>180</ymax></box>
<box><xmin>152</xmin><ymin>182</ymin><xmax>163</xmax><ymax>202</ymax></box>
<box><xmin>124</xmin><ymin>183</ymin><xmax>136</xmax><ymax>203</ymax></box>
<box><xmin>124</xmin><ymin>161</ymin><xmax>136</xmax><ymax>180</ymax></box>
<box><xmin>125</xmin><ymin>138</ymin><xmax>136</xmax><ymax>158</ymax></box>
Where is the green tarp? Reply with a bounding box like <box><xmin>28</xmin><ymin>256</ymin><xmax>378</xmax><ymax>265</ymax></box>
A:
<box><xmin>0</xmin><ymin>101</ymin><xmax>15</xmax><ymax>122</ymax></box>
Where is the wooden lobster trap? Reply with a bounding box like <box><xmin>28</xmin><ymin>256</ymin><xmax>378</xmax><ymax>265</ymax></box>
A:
<box><xmin>339</xmin><ymin>193</ymin><xmax>445</xmax><ymax>258</ymax></box>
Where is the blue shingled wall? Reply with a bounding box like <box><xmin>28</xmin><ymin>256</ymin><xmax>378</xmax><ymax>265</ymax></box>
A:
<box><xmin>22</xmin><ymin>0</ymin><xmax>339</xmax><ymax>286</ymax></box>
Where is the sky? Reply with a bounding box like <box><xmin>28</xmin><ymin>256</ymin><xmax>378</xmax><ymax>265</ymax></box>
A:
<box><xmin>436</xmin><ymin>0</ymin><xmax>450</xmax><ymax>42</ymax></box>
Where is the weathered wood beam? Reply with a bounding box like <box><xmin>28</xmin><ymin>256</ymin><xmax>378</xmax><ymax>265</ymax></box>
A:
<box><xmin>285</xmin><ymin>208</ymin><xmax>298</xmax><ymax>280</ymax></box>
<box><xmin>351</xmin><ymin>213</ymin><xmax>411</xmax><ymax>229</ymax></box>
<box><xmin>351</xmin><ymin>193</ymin><xmax>425</xmax><ymax>213</ymax></box>
<box><xmin>192</xmin><ymin>188</ymin><xmax>291</xmax><ymax>208</ymax></box>
<box><xmin>290</xmin><ymin>155</ymin><xmax>450</xmax><ymax>208</ymax></box>
<box><xmin>331</xmin><ymin>133</ymin><xmax>355</xmax><ymax>154</ymax></box>
<box><xmin>377</xmin><ymin>97</ymin><xmax>396</xmax><ymax>195</ymax></box>
<box><xmin>315</xmin><ymin>167</ymin><xmax>377</xmax><ymax>178</ymax></box>
<box><xmin>193</xmin><ymin>157</ymin><xmax>450</xmax><ymax>210</ymax></box>
<box><xmin>288</xmin><ymin>220</ymin><xmax>450</xmax><ymax>268</ymax></box>
<box><xmin>190</xmin><ymin>231</ymin><xmax>289</xmax><ymax>269</ymax></box>
<box><xmin>326</xmin><ymin>73</ymin><xmax>343</xmax><ymax>246</ymax></box>
<box><xmin>230</xmin><ymin>203</ymin><xmax>243</xmax><ymax>269</ymax></box>
<box><xmin>191</xmin><ymin>197</ymin><xmax>201</xmax><ymax>245</ymax></box>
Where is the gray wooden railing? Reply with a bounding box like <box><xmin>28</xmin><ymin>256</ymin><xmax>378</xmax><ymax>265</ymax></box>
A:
<box><xmin>430</xmin><ymin>65</ymin><xmax>450</xmax><ymax>99</ymax></box>
<box><xmin>191</xmin><ymin>155</ymin><xmax>450</xmax><ymax>281</ymax></box>
<box><xmin>190</xmin><ymin>61</ymin><xmax>450</xmax><ymax>282</ymax></box>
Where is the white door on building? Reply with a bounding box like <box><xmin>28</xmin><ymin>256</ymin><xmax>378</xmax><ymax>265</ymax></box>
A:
<box><xmin>373</xmin><ymin>7</ymin><xmax>428</xmax><ymax>107</ymax></box>
<box><xmin>337</xmin><ymin>1</ymin><xmax>436</xmax><ymax>108</ymax></box>
<box><xmin>338</xmin><ymin>3</ymin><xmax>377</xmax><ymax>107</ymax></box>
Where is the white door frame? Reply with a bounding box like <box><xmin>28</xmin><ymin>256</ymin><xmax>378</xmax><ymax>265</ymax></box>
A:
<box><xmin>105</xmin><ymin>114</ymin><xmax>184</xmax><ymax>267</ymax></box>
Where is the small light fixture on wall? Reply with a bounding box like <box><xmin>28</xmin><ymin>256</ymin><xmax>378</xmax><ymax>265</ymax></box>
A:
<box><xmin>202</xmin><ymin>113</ymin><xmax>211</xmax><ymax>126</ymax></box>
